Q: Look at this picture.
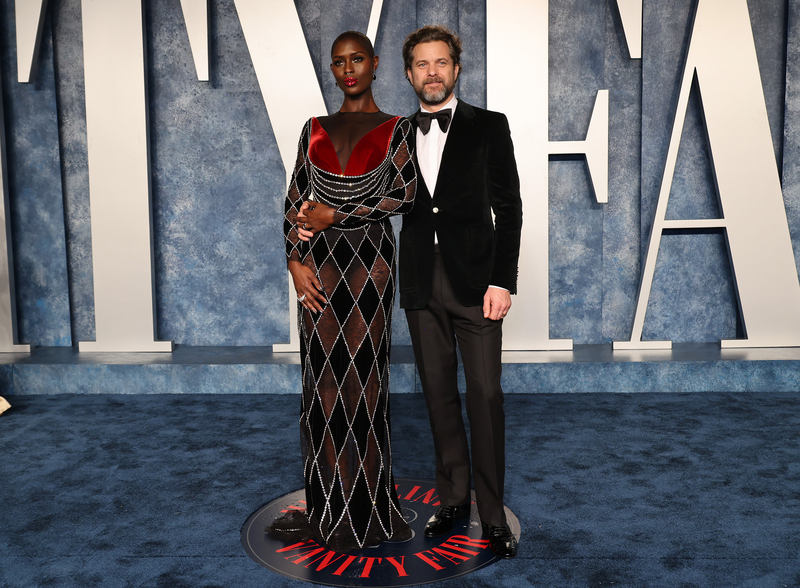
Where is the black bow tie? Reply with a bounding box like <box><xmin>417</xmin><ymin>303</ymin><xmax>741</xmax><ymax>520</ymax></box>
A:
<box><xmin>417</xmin><ymin>109</ymin><xmax>452</xmax><ymax>134</ymax></box>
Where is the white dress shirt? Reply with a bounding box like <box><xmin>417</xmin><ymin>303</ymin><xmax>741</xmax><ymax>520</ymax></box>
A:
<box><xmin>416</xmin><ymin>95</ymin><xmax>459</xmax><ymax>199</ymax></box>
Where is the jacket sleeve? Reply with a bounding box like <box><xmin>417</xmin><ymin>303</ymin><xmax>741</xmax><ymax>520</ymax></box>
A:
<box><xmin>487</xmin><ymin>113</ymin><xmax>523</xmax><ymax>293</ymax></box>
<box><xmin>335</xmin><ymin>118</ymin><xmax>417</xmax><ymax>227</ymax></box>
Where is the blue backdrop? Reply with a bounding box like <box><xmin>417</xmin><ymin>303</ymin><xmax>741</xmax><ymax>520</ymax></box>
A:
<box><xmin>0</xmin><ymin>0</ymin><xmax>797</xmax><ymax>348</ymax></box>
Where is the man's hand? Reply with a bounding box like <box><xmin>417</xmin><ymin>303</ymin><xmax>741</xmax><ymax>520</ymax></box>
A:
<box><xmin>483</xmin><ymin>286</ymin><xmax>511</xmax><ymax>321</ymax></box>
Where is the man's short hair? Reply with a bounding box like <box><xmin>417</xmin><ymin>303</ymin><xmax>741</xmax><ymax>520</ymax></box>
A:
<box><xmin>402</xmin><ymin>25</ymin><xmax>463</xmax><ymax>80</ymax></box>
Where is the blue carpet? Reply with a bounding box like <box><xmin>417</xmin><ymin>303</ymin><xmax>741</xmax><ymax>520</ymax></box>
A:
<box><xmin>1</xmin><ymin>392</ymin><xmax>799</xmax><ymax>587</ymax></box>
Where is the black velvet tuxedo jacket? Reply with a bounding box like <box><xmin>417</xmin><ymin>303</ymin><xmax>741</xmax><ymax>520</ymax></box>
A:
<box><xmin>398</xmin><ymin>100</ymin><xmax>523</xmax><ymax>309</ymax></box>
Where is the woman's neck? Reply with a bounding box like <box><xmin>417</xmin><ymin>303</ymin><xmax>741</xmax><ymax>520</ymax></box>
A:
<box><xmin>339</xmin><ymin>92</ymin><xmax>380</xmax><ymax>113</ymax></box>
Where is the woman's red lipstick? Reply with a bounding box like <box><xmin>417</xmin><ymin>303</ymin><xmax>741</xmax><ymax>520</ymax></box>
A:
<box><xmin>344</xmin><ymin>77</ymin><xmax>358</xmax><ymax>87</ymax></box>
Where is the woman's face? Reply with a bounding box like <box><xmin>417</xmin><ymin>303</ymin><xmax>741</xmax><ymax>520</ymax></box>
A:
<box><xmin>330</xmin><ymin>37</ymin><xmax>378</xmax><ymax>95</ymax></box>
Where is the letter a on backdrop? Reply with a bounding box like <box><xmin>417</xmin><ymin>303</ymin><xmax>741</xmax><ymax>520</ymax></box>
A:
<box><xmin>616</xmin><ymin>0</ymin><xmax>800</xmax><ymax>350</ymax></box>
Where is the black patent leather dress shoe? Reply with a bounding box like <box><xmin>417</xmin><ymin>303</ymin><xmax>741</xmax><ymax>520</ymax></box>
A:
<box><xmin>483</xmin><ymin>523</ymin><xmax>518</xmax><ymax>558</ymax></box>
<box><xmin>424</xmin><ymin>504</ymin><xmax>471</xmax><ymax>537</ymax></box>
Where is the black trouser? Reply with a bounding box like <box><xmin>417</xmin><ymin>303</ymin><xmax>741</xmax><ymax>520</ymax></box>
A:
<box><xmin>405</xmin><ymin>248</ymin><xmax>506</xmax><ymax>527</ymax></box>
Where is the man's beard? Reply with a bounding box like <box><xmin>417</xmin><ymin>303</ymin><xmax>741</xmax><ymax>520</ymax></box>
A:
<box><xmin>417</xmin><ymin>77</ymin><xmax>455</xmax><ymax>106</ymax></box>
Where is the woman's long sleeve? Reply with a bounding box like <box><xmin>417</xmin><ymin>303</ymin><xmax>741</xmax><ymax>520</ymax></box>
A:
<box><xmin>284</xmin><ymin>120</ymin><xmax>313</xmax><ymax>264</ymax></box>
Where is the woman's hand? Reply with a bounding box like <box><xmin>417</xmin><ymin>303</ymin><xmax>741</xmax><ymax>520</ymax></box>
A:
<box><xmin>296</xmin><ymin>201</ymin><xmax>337</xmax><ymax>239</ymax></box>
<box><xmin>288</xmin><ymin>260</ymin><xmax>327</xmax><ymax>313</ymax></box>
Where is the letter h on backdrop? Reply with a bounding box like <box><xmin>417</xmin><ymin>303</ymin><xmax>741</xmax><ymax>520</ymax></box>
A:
<box><xmin>5</xmin><ymin>0</ymin><xmax>799</xmax><ymax>352</ymax></box>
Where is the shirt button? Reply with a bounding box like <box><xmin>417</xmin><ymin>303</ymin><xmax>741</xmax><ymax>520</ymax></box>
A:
<box><xmin>433</xmin><ymin>207</ymin><xmax>439</xmax><ymax>213</ymax></box>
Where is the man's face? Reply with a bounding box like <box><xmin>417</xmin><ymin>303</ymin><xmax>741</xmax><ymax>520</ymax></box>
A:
<box><xmin>406</xmin><ymin>40</ymin><xmax>460</xmax><ymax>110</ymax></box>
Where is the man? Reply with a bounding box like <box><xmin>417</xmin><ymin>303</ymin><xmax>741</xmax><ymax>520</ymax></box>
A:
<box><xmin>399</xmin><ymin>25</ymin><xmax>523</xmax><ymax>558</ymax></box>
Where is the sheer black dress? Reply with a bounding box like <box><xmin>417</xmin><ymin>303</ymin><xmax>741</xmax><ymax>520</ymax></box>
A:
<box><xmin>274</xmin><ymin>112</ymin><xmax>416</xmax><ymax>552</ymax></box>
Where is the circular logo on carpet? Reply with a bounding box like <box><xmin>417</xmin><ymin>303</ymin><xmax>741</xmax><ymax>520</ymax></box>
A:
<box><xmin>241</xmin><ymin>478</ymin><xmax>521</xmax><ymax>587</ymax></box>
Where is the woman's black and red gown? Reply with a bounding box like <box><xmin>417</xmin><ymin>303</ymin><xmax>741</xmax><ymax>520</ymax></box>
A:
<box><xmin>276</xmin><ymin>115</ymin><xmax>416</xmax><ymax>552</ymax></box>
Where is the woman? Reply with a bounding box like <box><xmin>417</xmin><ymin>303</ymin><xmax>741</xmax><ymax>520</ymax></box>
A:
<box><xmin>272</xmin><ymin>31</ymin><xmax>416</xmax><ymax>552</ymax></box>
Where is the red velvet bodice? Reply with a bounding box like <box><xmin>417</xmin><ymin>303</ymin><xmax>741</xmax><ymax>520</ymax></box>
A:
<box><xmin>308</xmin><ymin>116</ymin><xmax>399</xmax><ymax>176</ymax></box>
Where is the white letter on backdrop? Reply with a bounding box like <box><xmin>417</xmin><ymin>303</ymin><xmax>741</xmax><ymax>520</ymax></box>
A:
<box><xmin>0</xmin><ymin>77</ymin><xmax>31</xmax><ymax>352</ymax></box>
<box><xmin>178</xmin><ymin>0</ymin><xmax>209</xmax><ymax>82</ymax></box>
<box><xmin>487</xmin><ymin>0</ymin><xmax>609</xmax><ymax>351</ymax></box>
<box><xmin>611</xmin><ymin>0</ymin><xmax>642</xmax><ymax>59</ymax></box>
<box><xmin>15</xmin><ymin>0</ymin><xmax>48</xmax><ymax>83</ymax></box>
<box><xmin>79</xmin><ymin>0</ymin><xmax>172</xmax><ymax>352</ymax></box>
<box><xmin>232</xmin><ymin>0</ymin><xmax>328</xmax><ymax>352</ymax></box>
<box><xmin>615</xmin><ymin>0</ymin><xmax>800</xmax><ymax>350</ymax></box>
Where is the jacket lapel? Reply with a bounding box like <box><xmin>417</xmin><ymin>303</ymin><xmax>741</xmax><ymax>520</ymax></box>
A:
<box><xmin>433</xmin><ymin>101</ymin><xmax>475</xmax><ymax>197</ymax></box>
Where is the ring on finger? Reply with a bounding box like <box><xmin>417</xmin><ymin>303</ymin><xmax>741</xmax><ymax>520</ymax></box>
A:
<box><xmin>298</xmin><ymin>293</ymin><xmax>306</xmax><ymax>302</ymax></box>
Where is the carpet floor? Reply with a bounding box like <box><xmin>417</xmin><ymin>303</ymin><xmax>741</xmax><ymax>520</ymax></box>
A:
<box><xmin>1</xmin><ymin>392</ymin><xmax>800</xmax><ymax>587</ymax></box>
